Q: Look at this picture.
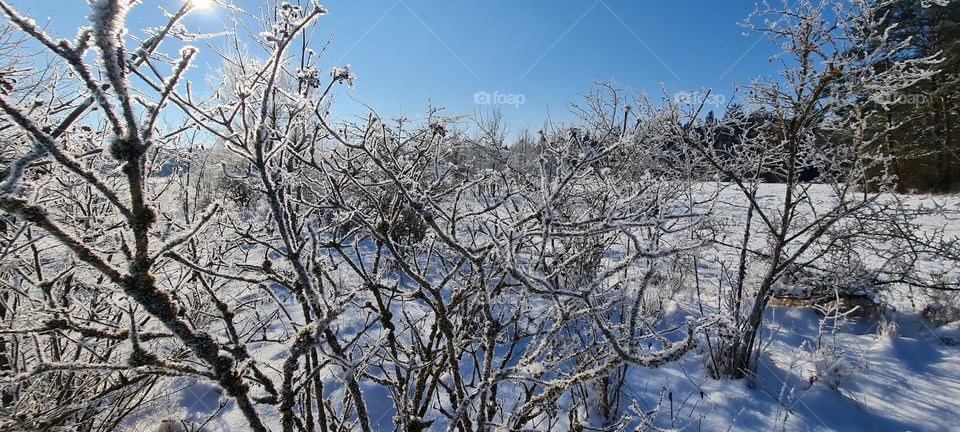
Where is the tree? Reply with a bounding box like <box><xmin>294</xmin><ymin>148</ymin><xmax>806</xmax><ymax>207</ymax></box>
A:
<box><xmin>673</xmin><ymin>0</ymin><xmax>941</xmax><ymax>378</ymax></box>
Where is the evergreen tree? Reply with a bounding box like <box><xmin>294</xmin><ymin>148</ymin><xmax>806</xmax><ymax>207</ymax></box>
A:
<box><xmin>874</xmin><ymin>0</ymin><xmax>960</xmax><ymax>192</ymax></box>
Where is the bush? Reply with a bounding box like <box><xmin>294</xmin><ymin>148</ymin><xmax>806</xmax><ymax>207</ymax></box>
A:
<box><xmin>810</xmin><ymin>347</ymin><xmax>854</xmax><ymax>390</ymax></box>
<box><xmin>922</xmin><ymin>302</ymin><xmax>960</xmax><ymax>326</ymax></box>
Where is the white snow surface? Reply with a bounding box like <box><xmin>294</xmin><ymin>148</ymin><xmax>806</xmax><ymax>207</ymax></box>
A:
<box><xmin>144</xmin><ymin>184</ymin><xmax>960</xmax><ymax>431</ymax></box>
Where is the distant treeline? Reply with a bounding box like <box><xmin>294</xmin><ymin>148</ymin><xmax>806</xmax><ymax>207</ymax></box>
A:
<box><xmin>488</xmin><ymin>1</ymin><xmax>960</xmax><ymax>193</ymax></box>
<box><xmin>872</xmin><ymin>0</ymin><xmax>960</xmax><ymax>192</ymax></box>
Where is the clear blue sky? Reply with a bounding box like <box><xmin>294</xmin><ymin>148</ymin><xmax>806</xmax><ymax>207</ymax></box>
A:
<box><xmin>7</xmin><ymin>0</ymin><xmax>779</xmax><ymax>132</ymax></box>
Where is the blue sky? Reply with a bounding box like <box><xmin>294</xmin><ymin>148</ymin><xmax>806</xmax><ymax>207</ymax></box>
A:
<box><xmin>8</xmin><ymin>0</ymin><xmax>780</xmax><ymax>132</ymax></box>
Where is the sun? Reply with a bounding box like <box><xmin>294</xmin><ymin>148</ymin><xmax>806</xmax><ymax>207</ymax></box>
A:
<box><xmin>190</xmin><ymin>0</ymin><xmax>213</xmax><ymax>10</ymax></box>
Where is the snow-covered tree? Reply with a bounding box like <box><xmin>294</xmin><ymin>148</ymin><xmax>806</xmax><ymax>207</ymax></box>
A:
<box><xmin>672</xmin><ymin>0</ymin><xmax>944</xmax><ymax>379</ymax></box>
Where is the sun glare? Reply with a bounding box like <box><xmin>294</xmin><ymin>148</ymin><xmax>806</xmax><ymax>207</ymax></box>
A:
<box><xmin>190</xmin><ymin>0</ymin><xmax>213</xmax><ymax>10</ymax></box>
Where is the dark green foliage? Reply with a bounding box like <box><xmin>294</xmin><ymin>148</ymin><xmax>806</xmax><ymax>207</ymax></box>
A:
<box><xmin>872</xmin><ymin>0</ymin><xmax>960</xmax><ymax>192</ymax></box>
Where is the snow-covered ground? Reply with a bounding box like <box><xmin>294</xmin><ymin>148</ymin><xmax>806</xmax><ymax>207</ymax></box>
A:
<box><xmin>625</xmin><ymin>184</ymin><xmax>960</xmax><ymax>431</ymax></box>
<box><xmin>133</xmin><ymin>184</ymin><xmax>960</xmax><ymax>432</ymax></box>
<box><xmin>620</xmin><ymin>307</ymin><xmax>960</xmax><ymax>431</ymax></box>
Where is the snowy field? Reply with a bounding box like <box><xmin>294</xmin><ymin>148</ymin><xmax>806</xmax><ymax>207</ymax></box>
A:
<box><xmin>629</xmin><ymin>185</ymin><xmax>960</xmax><ymax>432</ymax></box>
<box><xmin>129</xmin><ymin>184</ymin><xmax>960</xmax><ymax>432</ymax></box>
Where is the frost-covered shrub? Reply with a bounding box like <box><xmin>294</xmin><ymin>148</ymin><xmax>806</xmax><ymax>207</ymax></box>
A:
<box><xmin>816</xmin><ymin>294</ymin><xmax>885</xmax><ymax>319</ymax></box>
<box><xmin>810</xmin><ymin>347</ymin><xmax>855</xmax><ymax>391</ymax></box>
<box><xmin>374</xmin><ymin>199</ymin><xmax>427</xmax><ymax>247</ymax></box>
<box><xmin>680</xmin><ymin>0</ymin><xmax>945</xmax><ymax>379</ymax></box>
<box><xmin>922</xmin><ymin>302</ymin><xmax>960</xmax><ymax>326</ymax></box>
<box><xmin>196</xmin><ymin>146</ymin><xmax>260</xmax><ymax>213</ymax></box>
